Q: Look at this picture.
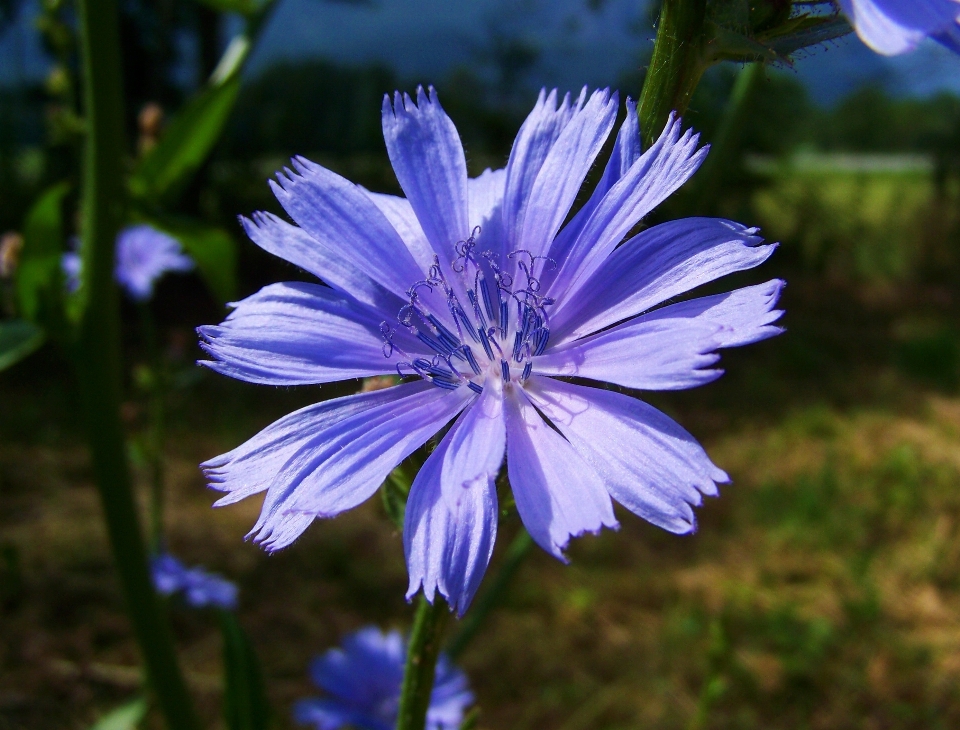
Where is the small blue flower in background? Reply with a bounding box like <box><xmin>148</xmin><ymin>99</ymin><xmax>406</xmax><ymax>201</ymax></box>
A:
<box><xmin>151</xmin><ymin>553</ymin><xmax>238</xmax><ymax>610</ymax></box>
<box><xmin>837</xmin><ymin>0</ymin><xmax>960</xmax><ymax>55</ymax></box>
<box><xmin>199</xmin><ymin>86</ymin><xmax>783</xmax><ymax>615</ymax></box>
<box><xmin>62</xmin><ymin>224</ymin><xmax>193</xmax><ymax>301</ymax></box>
<box><xmin>293</xmin><ymin>627</ymin><xmax>472</xmax><ymax>730</ymax></box>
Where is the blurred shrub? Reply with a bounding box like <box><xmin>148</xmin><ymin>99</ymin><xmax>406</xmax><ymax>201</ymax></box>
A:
<box><xmin>751</xmin><ymin>169</ymin><xmax>938</xmax><ymax>284</ymax></box>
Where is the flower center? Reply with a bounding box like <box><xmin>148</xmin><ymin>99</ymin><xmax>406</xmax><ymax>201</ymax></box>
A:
<box><xmin>381</xmin><ymin>228</ymin><xmax>554</xmax><ymax>394</ymax></box>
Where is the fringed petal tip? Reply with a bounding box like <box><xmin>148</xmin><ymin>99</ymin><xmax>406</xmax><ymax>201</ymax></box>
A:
<box><xmin>381</xmin><ymin>84</ymin><xmax>445</xmax><ymax>118</ymax></box>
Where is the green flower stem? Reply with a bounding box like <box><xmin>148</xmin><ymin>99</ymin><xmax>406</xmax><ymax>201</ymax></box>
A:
<box><xmin>75</xmin><ymin>0</ymin><xmax>199</xmax><ymax>726</ymax></box>
<box><xmin>396</xmin><ymin>595</ymin><xmax>451</xmax><ymax>730</ymax></box>
<box><xmin>138</xmin><ymin>303</ymin><xmax>165</xmax><ymax>552</ymax></box>
<box><xmin>638</xmin><ymin>0</ymin><xmax>708</xmax><ymax>148</ymax></box>
<box><xmin>446</xmin><ymin>529</ymin><xmax>533</xmax><ymax>660</ymax></box>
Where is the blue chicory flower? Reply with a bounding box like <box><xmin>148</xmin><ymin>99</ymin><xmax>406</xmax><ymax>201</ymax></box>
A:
<box><xmin>62</xmin><ymin>224</ymin><xmax>193</xmax><ymax>301</ymax></box>
<box><xmin>292</xmin><ymin>627</ymin><xmax>472</xmax><ymax>730</ymax></box>
<box><xmin>837</xmin><ymin>0</ymin><xmax>960</xmax><ymax>55</ymax></box>
<box><xmin>151</xmin><ymin>552</ymin><xmax>238</xmax><ymax>609</ymax></box>
<box><xmin>198</xmin><ymin>87</ymin><xmax>784</xmax><ymax>614</ymax></box>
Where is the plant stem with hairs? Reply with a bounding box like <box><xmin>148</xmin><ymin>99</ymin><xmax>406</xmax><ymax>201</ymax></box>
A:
<box><xmin>638</xmin><ymin>0</ymin><xmax>708</xmax><ymax>148</ymax></box>
<box><xmin>396</xmin><ymin>596</ymin><xmax>451</xmax><ymax>730</ymax></box>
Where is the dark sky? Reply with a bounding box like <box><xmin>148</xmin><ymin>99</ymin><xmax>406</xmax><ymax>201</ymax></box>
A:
<box><xmin>2</xmin><ymin>0</ymin><xmax>959</xmax><ymax>104</ymax></box>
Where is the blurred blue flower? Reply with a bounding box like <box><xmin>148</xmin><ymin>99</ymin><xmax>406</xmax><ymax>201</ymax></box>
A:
<box><xmin>151</xmin><ymin>553</ymin><xmax>238</xmax><ymax>610</ymax></box>
<box><xmin>199</xmin><ymin>87</ymin><xmax>783</xmax><ymax>614</ymax></box>
<box><xmin>293</xmin><ymin>627</ymin><xmax>472</xmax><ymax>730</ymax></box>
<box><xmin>62</xmin><ymin>224</ymin><xmax>193</xmax><ymax>301</ymax></box>
<box><xmin>837</xmin><ymin>0</ymin><xmax>960</xmax><ymax>55</ymax></box>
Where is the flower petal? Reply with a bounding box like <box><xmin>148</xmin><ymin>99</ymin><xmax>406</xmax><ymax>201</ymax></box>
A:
<box><xmin>365</xmin><ymin>167</ymin><xmax>508</xmax><ymax>270</ymax></box>
<box><xmin>535</xmin><ymin>316</ymin><xmax>724</xmax><ymax>391</ymax></box>
<box><xmin>524</xmin><ymin>376</ymin><xmax>728</xmax><ymax>534</ymax></box>
<box><xmin>203</xmin><ymin>382</ymin><xmax>472</xmax><ymax>551</ymax></box>
<box><xmin>546</xmin><ymin>114</ymin><xmax>708</xmax><ymax>304</ymax></box>
<box><xmin>437</xmin><ymin>378</ymin><xmax>505</xmax><ymax>510</ymax></box>
<box><xmin>550</xmin><ymin>217</ymin><xmax>776</xmax><ymax>343</ymax></box>
<box><xmin>198</xmin><ymin>282</ymin><xmax>415</xmax><ymax>385</ymax></box>
<box><xmin>310</xmin><ymin>627</ymin><xmax>404</xmax><ymax>706</ymax></box>
<box><xmin>404</xmin><ymin>386</ymin><xmax>503</xmax><ymax>616</ymax></box>
<box><xmin>468</xmin><ymin>167</ymin><xmax>507</xmax><ymax>258</ymax></box>
<box><xmin>516</xmin><ymin>88</ymin><xmax>618</xmax><ymax>260</ymax></box>
<box><xmin>260</xmin><ymin>384</ymin><xmax>472</xmax><ymax>550</ymax></box>
<box><xmin>839</xmin><ymin>0</ymin><xmax>960</xmax><ymax>55</ymax></box>
<box><xmin>504</xmin><ymin>386</ymin><xmax>617</xmax><ymax>560</ymax></box>
<box><xmin>382</xmin><ymin>86</ymin><xmax>470</xmax><ymax>266</ymax></box>
<box><xmin>649</xmin><ymin>279</ymin><xmax>786</xmax><ymax>349</ymax></box>
<box><xmin>240</xmin><ymin>212</ymin><xmax>403</xmax><ymax>318</ymax></box>
<box><xmin>546</xmin><ymin>97</ymin><xmax>641</xmax><ymax>267</ymax></box>
<box><xmin>429</xmin><ymin>656</ymin><xmax>475</xmax><ymax>727</ymax></box>
<box><xmin>268</xmin><ymin>157</ymin><xmax>425</xmax><ymax>302</ymax></box>
<box><xmin>934</xmin><ymin>18</ymin><xmax>960</xmax><ymax>52</ymax></box>
<box><xmin>203</xmin><ymin>385</ymin><xmax>413</xmax><ymax>507</ymax></box>
<box><xmin>364</xmin><ymin>190</ymin><xmax>436</xmax><ymax>273</ymax></box>
<box><xmin>502</xmin><ymin>88</ymin><xmax>583</xmax><ymax>253</ymax></box>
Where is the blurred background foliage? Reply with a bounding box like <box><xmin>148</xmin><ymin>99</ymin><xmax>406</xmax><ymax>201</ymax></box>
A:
<box><xmin>2</xmin><ymin>0</ymin><xmax>960</xmax><ymax>727</ymax></box>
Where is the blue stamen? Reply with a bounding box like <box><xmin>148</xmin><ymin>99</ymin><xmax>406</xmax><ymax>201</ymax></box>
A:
<box><xmin>467</xmin><ymin>381</ymin><xmax>483</xmax><ymax>395</ymax></box>
<box><xmin>500</xmin><ymin>360</ymin><xmax>510</xmax><ymax>383</ymax></box>
<box><xmin>512</xmin><ymin>331</ymin><xmax>524</xmax><ymax>362</ymax></box>
<box><xmin>427</xmin><ymin>315</ymin><xmax>461</xmax><ymax>350</ymax></box>
<box><xmin>478</xmin><ymin>327</ymin><xmax>495</xmax><ymax>360</ymax></box>
<box><xmin>462</xmin><ymin>346</ymin><xmax>482</xmax><ymax>375</ymax></box>
<box><xmin>467</xmin><ymin>289</ymin><xmax>488</xmax><ymax>330</ymax></box>
<box><xmin>521</xmin><ymin>362</ymin><xmax>532</xmax><ymax>381</ymax></box>
<box><xmin>479</xmin><ymin>276</ymin><xmax>496</xmax><ymax>323</ymax></box>
<box><xmin>417</xmin><ymin>331</ymin><xmax>452</xmax><ymax>356</ymax></box>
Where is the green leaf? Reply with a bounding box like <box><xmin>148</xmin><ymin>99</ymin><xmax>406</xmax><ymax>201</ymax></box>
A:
<box><xmin>88</xmin><ymin>697</ymin><xmax>148</xmax><ymax>730</ymax></box>
<box><xmin>129</xmin><ymin>74</ymin><xmax>241</xmax><ymax>204</ymax></box>
<box><xmin>0</xmin><ymin>320</ymin><xmax>45</xmax><ymax>372</ymax></box>
<box><xmin>148</xmin><ymin>218</ymin><xmax>238</xmax><ymax>303</ymax></box>
<box><xmin>219</xmin><ymin>611</ymin><xmax>271</xmax><ymax>730</ymax></box>
<box><xmin>17</xmin><ymin>182</ymin><xmax>70</xmax><ymax>325</ymax></box>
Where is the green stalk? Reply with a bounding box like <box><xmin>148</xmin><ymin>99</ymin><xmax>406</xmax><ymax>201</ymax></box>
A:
<box><xmin>638</xmin><ymin>0</ymin><xmax>708</xmax><ymax>148</ymax></box>
<box><xmin>138</xmin><ymin>302</ymin><xmax>165</xmax><ymax>552</ymax></box>
<box><xmin>446</xmin><ymin>529</ymin><xmax>533</xmax><ymax>660</ymax></box>
<box><xmin>75</xmin><ymin>0</ymin><xmax>199</xmax><ymax>726</ymax></box>
<box><xmin>396</xmin><ymin>596</ymin><xmax>450</xmax><ymax>730</ymax></box>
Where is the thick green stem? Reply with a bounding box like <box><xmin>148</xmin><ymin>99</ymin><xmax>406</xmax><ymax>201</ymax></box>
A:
<box><xmin>446</xmin><ymin>529</ymin><xmax>533</xmax><ymax>660</ymax></box>
<box><xmin>75</xmin><ymin>0</ymin><xmax>199</xmax><ymax>726</ymax></box>
<box><xmin>138</xmin><ymin>303</ymin><xmax>165</xmax><ymax>552</ymax></box>
<box><xmin>638</xmin><ymin>0</ymin><xmax>708</xmax><ymax>148</ymax></box>
<box><xmin>396</xmin><ymin>596</ymin><xmax>450</xmax><ymax>730</ymax></box>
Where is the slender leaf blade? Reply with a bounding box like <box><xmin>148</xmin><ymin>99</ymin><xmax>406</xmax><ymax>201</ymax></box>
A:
<box><xmin>219</xmin><ymin>611</ymin><xmax>271</xmax><ymax>730</ymax></box>
<box><xmin>0</xmin><ymin>320</ymin><xmax>45</xmax><ymax>371</ymax></box>
<box><xmin>129</xmin><ymin>75</ymin><xmax>241</xmax><ymax>204</ymax></box>
<box><xmin>17</xmin><ymin>182</ymin><xmax>70</xmax><ymax>324</ymax></box>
